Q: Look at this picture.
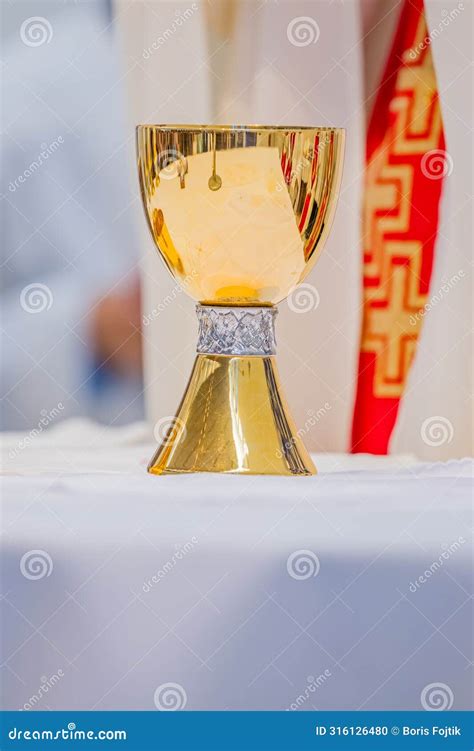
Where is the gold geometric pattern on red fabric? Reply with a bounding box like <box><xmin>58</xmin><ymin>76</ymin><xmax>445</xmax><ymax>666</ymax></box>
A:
<box><xmin>361</xmin><ymin>14</ymin><xmax>443</xmax><ymax>399</ymax></box>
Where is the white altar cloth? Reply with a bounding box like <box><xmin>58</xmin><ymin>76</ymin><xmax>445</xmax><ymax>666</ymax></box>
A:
<box><xmin>1</xmin><ymin>421</ymin><xmax>472</xmax><ymax>712</ymax></box>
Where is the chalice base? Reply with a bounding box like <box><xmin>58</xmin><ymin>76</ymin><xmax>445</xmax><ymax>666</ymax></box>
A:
<box><xmin>148</xmin><ymin>354</ymin><xmax>316</xmax><ymax>476</ymax></box>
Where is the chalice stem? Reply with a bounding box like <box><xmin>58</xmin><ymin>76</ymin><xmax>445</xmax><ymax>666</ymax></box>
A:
<box><xmin>147</xmin><ymin>305</ymin><xmax>316</xmax><ymax>476</ymax></box>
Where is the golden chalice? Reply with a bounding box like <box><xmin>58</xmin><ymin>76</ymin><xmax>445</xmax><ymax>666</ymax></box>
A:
<box><xmin>137</xmin><ymin>125</ymin><xmax>344</xmax><ymax>475</ymax></box>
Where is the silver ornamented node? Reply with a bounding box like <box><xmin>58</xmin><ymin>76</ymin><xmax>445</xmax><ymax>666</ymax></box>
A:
<box><xmin>196</xmin><ymin>305</ymin><xmax>277</xmax><ymax>356</ymax></box>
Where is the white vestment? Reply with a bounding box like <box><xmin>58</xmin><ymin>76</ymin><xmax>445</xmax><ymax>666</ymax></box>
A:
<box><xmin>122</xmin><ymin>0</ymin><xmax>472</xmax><ymax>459</ymax></box>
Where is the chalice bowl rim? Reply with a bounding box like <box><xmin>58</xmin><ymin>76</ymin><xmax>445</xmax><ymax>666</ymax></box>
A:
<box><xmin>136</xmin><ymin>122</ymin><xmax>345</xmax><ymax>132</ymax></box>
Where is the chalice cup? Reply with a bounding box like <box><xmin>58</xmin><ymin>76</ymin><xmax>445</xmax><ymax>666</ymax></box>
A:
<box><xmin>136</xmin><ymin>125</ymin><xmax>344</xmax><ymax>476</ymax></box>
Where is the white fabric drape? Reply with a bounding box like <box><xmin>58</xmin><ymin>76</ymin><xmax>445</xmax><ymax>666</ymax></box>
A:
<box><xmin>392</xmin><ymin>0</ymin><xmax>473</xmax><ymax>460</ymax></box>
<box><xmin>2</xmin><ymin>420</ymin><xmax>472</xmax><ymax>710</ymax></box>
<box><xmin>119</xmin><ymin>0</ymin><xmax>364</xmax><ymax>453</ymax></box>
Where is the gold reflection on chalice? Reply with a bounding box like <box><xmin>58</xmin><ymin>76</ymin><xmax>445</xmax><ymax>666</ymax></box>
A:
<box><xmin>137</xmin><ymin>125</ymin><xmax>345</xmax><ymax>475</ymax></box>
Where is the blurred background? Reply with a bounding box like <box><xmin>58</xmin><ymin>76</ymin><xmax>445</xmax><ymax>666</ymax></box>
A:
<box><xmin>2</xmin><ymin>0</ymin><xmax>143</xmax><ymax>428</ymax></box>
<box><xmin>1</xmin><ymin>0</ymin><xmax>472</xmax><ymax>459</ymax></box>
